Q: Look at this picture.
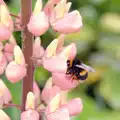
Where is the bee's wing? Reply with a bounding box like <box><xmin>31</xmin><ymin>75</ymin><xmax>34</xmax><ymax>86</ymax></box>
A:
<box><xmin>75</xmin><ymin>64</ymin><xmax>95</xmax><ymax>72</ymax></box>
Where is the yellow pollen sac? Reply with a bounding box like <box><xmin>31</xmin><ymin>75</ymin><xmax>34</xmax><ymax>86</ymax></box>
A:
<box><xmin>69</xmin><ymin>59</ymin><xmax>73</xmax><ymax>67</ymax></box>
<box><xmin>80</xmin><ymin>70</ymin><xmax>87</xmax><ymax>76</ymax></box>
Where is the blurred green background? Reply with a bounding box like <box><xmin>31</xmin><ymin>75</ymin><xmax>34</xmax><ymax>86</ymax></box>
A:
<box><xmin>2</xmin><ymin>0</ymin><xmax>120</xmax><ymax>119</ymax></box>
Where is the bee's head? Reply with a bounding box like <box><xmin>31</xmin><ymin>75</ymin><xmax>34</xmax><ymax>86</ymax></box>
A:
<box><xmin>73</xmin><ymin>59</ymin><xmax>81</xmax><ymax>66</ymax></box>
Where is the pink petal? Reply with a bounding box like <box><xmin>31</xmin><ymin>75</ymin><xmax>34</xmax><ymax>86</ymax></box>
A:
<box><xmin>47</xmin><ymin>108</ymin><xmax>70</xmax><ymax>120</ymax></box>
<box><xmin>15</xmin><ymin>13</ymin><xmax>21</xmax><ymax>31</ymax></box>
<box><xmin>62</xmin><ymin>43</ymin><xmax>77</xmax><ymax>60</ymax></box>
<box><xmin>33</xmin><ymin>38</ymin><xmax>45</xmax><ymax>66</ymax></box>
<box><xmin>43</xmin><ymin>0</ymin><xmax>54</xmax><ymax>17</ymax></box>
<box><xmin>0</xmin><ymin>0</ymin><xmax>3</xmax><ymax>3</ymax></box>
<box><xmin>44</xmin><ymin>0</ymin><xmax>62</xmax><ymax>17</ymax></box>
<box><xmin>33</xmin><ymin>81</ymin><xmax>40</xmax><ymax>106</ymax></box>
<box><xmin>33</xmin><ymin>43</ymin><xmax>45</xmax><ymax>58</ymax></box>
<box><xmin>4</xmin><ymin>43</ymin><xmax>14</xmax><ymax>53</ymax></box>
<box><xmin>0</xmin><ymin>53</ymin><xmax>7</xmax><ymax>75</ymax></box>
<box><xmin>4</xmin><ymin>43</ymin><xmax>14</xmax><ymax>62</ymax></box>
<box><xmin>4</xmin><ymin>52</ymin><xmax>13</xmax><ymax>62</ymax></box>
<box><xmin>51</xmin><ymin>10</ymin><xmax>83</xmax><ymax>34</ymax></box>
<box><xmin>49</xmin><ymin>8</ymin><xmax>57</xmax><ymax>24</ymax></box>
<box><xmin>5</xmin><ymin>61</ymin><xmax>27</xmax><ymax>83</ymax></box>
<box><xmin>41</xmin><ymin>85</ymin><xmax>60</xmax><ymax>104</ymax></box>
<box><xmin>0</xmin><ymin>79</ymin><xmax>12</xmax><ymax>104</ymax></box>
<box><xmin>61</xmin><ymin>98</ymin><xmax>83</xmax><ymax>116</ymax></box>
<box><xmin>21</xmin><ymin>109</ymin><xmax>39</xmax><ymax>120</ymax></box>
<box><xmin>28</xmin><ymin>12</ymin><xmax>49</xmax><ymax>36</ymax></box>
<box><xmin>0</xmin><ymin>23</ymin><xmax>11</xmax><ymax>41</ymax></box>
<box><xmin>52</xmin><ymin>72</ymin><xmax>79</xmax><ymax>91</ymax></box>
<box><xmin>50</xmin><ymin>0</ymin><xmax>61</xmax><ymax>4</ymax></box>
<box><xmin>56</xmin><ymin>34</ymin><xmax>65</xmax><ymax>53</ymax></box>
<box><xmin>59</xmin><ymin>91</ymin><xmax>68</xmax><ymax>105</ymax></box>
<box><xmin>43</xmin><ymin>55</ymin><xmax>67</xmax><ymax>73</ymax></box>
<box><xmin>3</xmin><ymin>88</ymin><xmax>12</xmax><ymax>104</ymax></box>
<box><xmin>0</xmin><ymin>42</ymin><xmax>3</xmax><ymax>50</ymax></box>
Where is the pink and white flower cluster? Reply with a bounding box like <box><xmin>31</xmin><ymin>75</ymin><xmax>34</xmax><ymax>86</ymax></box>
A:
<box><xmin>0</xmin><ymin>0</ymin><xmax>88</xmax><ymax>119</ymax></box>
<box><xmin>21</xmin><ymin>79</ymin><xmax>83</xmax><ymax>120</ymax></box>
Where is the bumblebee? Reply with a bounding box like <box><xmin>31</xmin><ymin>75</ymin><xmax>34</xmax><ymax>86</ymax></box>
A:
<box><xmin>66</xmin><ymin>59</ymin><xmax>95</xmax><ymax>81</ymax></box>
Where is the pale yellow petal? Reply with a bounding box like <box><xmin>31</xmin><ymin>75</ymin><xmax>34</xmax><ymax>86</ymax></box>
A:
<box><xmin>14</xmin><ymin>45</ymin><xmax>23</xmax><ymax>64</ymax></box>
<box><xmin>49</xmin><ymin>93</ymin><xmax>60</xmax><ymax>113</ymax></box>
<box><xmin>0</xmin><ymin>4</ymin><xmax>11</xmax><ymax>27</ymax></box>
<box><xmin>65</xmin><ymin>2</ymin><xmax>72</xmax><ymax>14</ymax></box>
<box><xmin>0</xmin><ymin>109</ymin><xmax>11</xmax><ymax>120</ymax></box>
<box><xmin>25</xmin><ymin>92</ymin><xmax>35</xmax><ymax>110</ymax></box>
<box><xmin>60</xmin><ymin>44</ymin><xmax>73</xmax><ymax>61</ymax></box>
<box><xmin>34</xmin><ymin>37</ymin><xmax>41</xmax><ymax>45</ymax></box>
<box><xmin>54</xmin><ymin>0</ymin><xmax>67</xmax><ymax>19</ymax></box>
<box><xmin>44</xmin><ymin>77</ymin><xmax>52</xmax><ymax>89</ymax></box>
<box><xmin>46</xmin><ymin>39</ymin><xmax>58</xmax><ymax>58</ymax></box>
<box><xmin>34</xmin><ymin>0</ymin><xmax>42</xmax><ymax>15</ymax></box>
<box><xmin>9</xmin><ymin>34</ymin><xmax>16</xmax><ymax>45</ymax></box>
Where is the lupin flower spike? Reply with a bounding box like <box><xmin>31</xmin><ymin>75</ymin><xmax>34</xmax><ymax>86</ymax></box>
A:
<box><xmin>0</xmin><ymin>0</ymin><xmax>94</xmax><ymax>119</ymax></box>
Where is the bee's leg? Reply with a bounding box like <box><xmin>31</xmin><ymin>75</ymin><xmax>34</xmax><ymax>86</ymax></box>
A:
<box><xmin>71</xmin><ymin>75</ymin><xmax>77</xmax><ymax>83</ymax></box>
<box><xmin>66</xmin><ymin>70</ymin><xmax>70</xmax><ymax>74</ymax></box>
<box><xmin>71</xmin><ymin>75</ymin><xmax>76</xmax><ymax>80</ymax></box>
<box><xmin>66</xmin><ymin>67</ymin><xmax>73</xmax><ymax>74</ymax></box>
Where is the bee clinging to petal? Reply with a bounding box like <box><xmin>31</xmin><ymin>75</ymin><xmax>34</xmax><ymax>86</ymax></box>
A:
<box><xmin>66</xmin><ymin>59</ymin><xmax>95</xmax><ymax>81</ymax></box>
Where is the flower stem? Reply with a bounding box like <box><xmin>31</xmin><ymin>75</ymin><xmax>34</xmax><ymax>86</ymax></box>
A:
<box><xmin>21</xmin><ymin>0</ymin><xmax>34</xmax><ymax>111</ymax></box>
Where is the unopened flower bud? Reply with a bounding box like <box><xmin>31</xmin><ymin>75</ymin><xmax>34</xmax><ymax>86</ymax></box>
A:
<box><xmin>28</xmin><ymin>12</ymin><xmax>49</xmax><ymax>36</ymax></box>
